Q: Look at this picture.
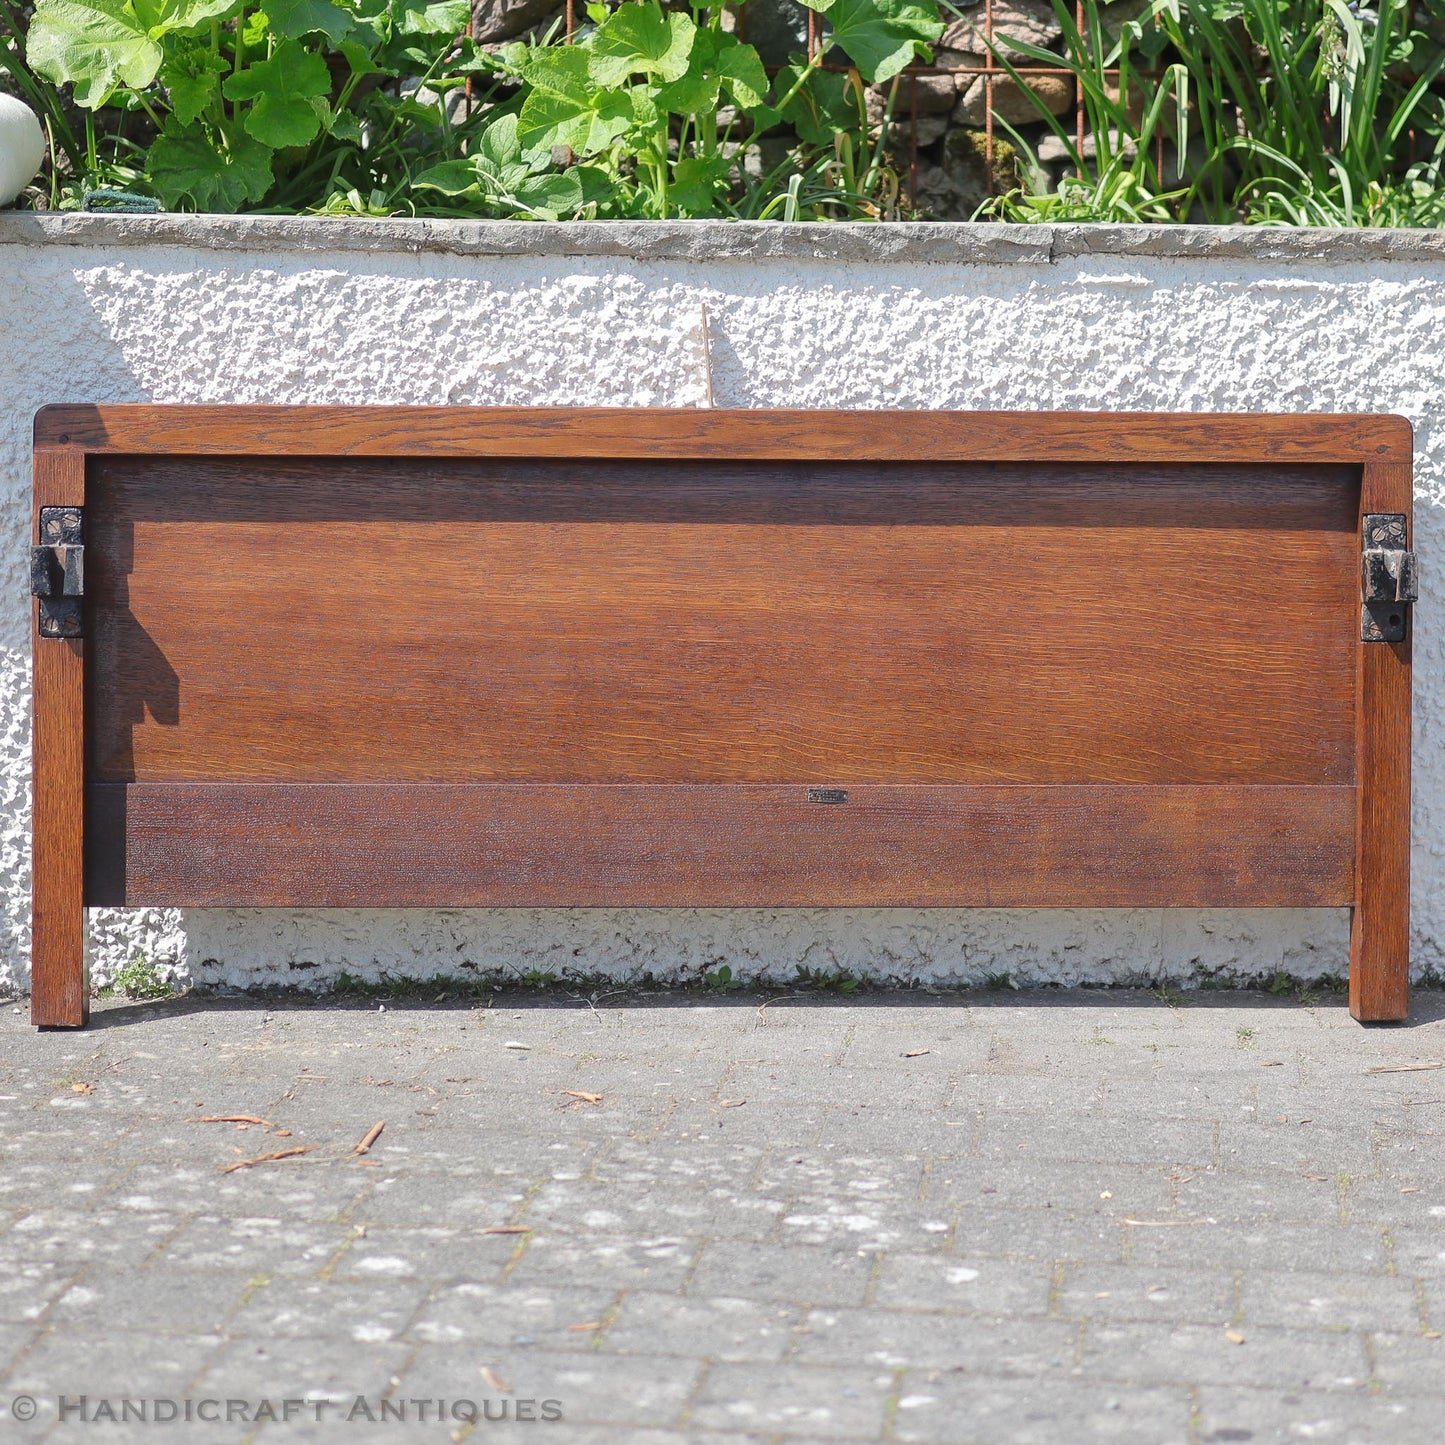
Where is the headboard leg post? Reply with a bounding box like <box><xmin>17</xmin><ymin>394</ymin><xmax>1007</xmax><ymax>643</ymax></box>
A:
<box><xmin>31</xmin><ymin>446</ymin><xmax>88</xmax><ymax>1029</ymax></box>
<box><xmin>1351</xmin><ymin>460</ymin><xmax>1412</xmax><ymax>1023</ymax></box>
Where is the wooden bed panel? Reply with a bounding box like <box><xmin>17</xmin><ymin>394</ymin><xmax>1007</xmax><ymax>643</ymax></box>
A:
<box><xmin>85</xmin><ymin>456</ymin><xmax>1359</xmax><ymax>787</ymax></box>
<box><xmin>86</xmin><ymin>782</ymin><xmax>1355</xmax><ymax>909</ymax></box>
<box><xmin>26</xmin><ymin>405</ymin><xmax>1413</xmax><ymax>1027</ymax></box>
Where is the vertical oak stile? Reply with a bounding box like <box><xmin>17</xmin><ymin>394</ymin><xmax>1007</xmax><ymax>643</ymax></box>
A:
<box><xmin>31</xmin><ymin>446</ymin><xmax>87</xmax><ymax>1027</ymax></box>
<box><xmin>1351</xmin><ymin>457</ymin><xmax>1413</xmax><ymax>1021</ymax></box>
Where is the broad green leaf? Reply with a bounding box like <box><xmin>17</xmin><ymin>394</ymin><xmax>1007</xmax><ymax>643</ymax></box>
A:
<box><xmin>223</xmin><ymin>40</ymin><xmax>331</xmax><ymax>148</ymax></box>
<box><xmin>653</xmin><ymin>42</ymin><xmax>720</xmax><ymax>114</ymax></box>
<box><xmin>717</xmin><ymin>37</ymin><xmax>768</xmax><ymax>110</ymax></box>
<box><xmin>776</xmin><ymin>62</ymin><xmax>855</xmax><ymax>144</ymax></box>
<box><xmin>572</xmin><ymin>163</ymin><xmax>617</xmax><ymax>207</ymax></box>
<box><xmin>266</xmin><ymin>0</ymin><xmax>353</xmax><ymax>42</ymax></box>
<box><xmin>337</xmin><ymin>0</ymin><xmax>387</xmax><ymax>52</ymax></box>
<box><xmin>513</xmin><ymin>169</ymin><xmax>584</xmax><ymax>217</ymax></box>
<box><xmin>27</xmin><ymin>0</ymin><xmax>162</xmax><ymax>107</ymax></box>
<box><xmin>475</xmin><ymin>111</ymin><xmax>525</xmax><ymax>168</ymax></box>
<box><xmin>629</xmin><ymin>82</ymin><xmax>659</xmax><ymax>130</ymax></box>
<box><xmin>669</xmin><ymin>153</ymin><xmax>730</xmax><ymax>214</ymax></box>
<box><xmin>325</xmin><ymin>109</ymin><xmax>364</xmax><ymax>142</ymax></box>
<box><xmin>519</xmin><ymin>48</ymin><xmax>634</xmax><ymax>156</ymax></box>
<box><xmin>394</xmin><ymin>0</ymin><xmax>469</xmax><ymax>35</ymax></box>
<box><xmin>337</xmin><ymin>39</ymin><xmax>385</xmax><ymax>78</ymax></box>
<box><xmin>745</xmin><ymin>102</ymin><xmax>783</xmax><ymax>137</ymax></box>
<box><xmin>240</xmin><ymin>8</ymin><xmax>269</xmax><ymax>45</ymax></box>
<box><xmin>412</xmin><ymin>159</ymin><xmax>485</xmax><ymax>196</ymax></box>
<box><xmin>133</xmin><ymin>0</ymin><xmax>239</xmax><ymax>30</ymax></box>
<box><xmin>518</xmin><ymin>83</ymin><xmax>633</xmax><ymax>156</ymax></box>
<box><xmin>147</xmin><ymin>122</ymin><xmax>273</xmax><ymax>209</ymax></box>
<box><xmin>522</xmin><ymin>46</ymin><xmax>592</xmax><ymax>103</ymax></box>
<box><xmin>160</xmin><ymin>51</ymin><xmax>227</xmax><ymax>126</ymax></box>
<box><xmin>799</xmin><ymin>0</ymin><xmax>942</xmax><ymax>84</ymax></box>
<box><xmin>588</xmin><ymin>0</ymin><xmax>695</xmax><ymax>87</ymax></box>
<box><xmin>656</xmin><ymin>31</ymin><xmax>770</xmax><ymax>115</ymax></box>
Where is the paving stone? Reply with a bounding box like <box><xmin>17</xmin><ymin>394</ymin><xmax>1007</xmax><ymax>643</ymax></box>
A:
<box><xmin>776</xmin><ymin>1195</ymin><xmax>957</xmax><ymax>1252</ymax></box>
<box><xmin>228</xmin><ymin>1278</ymin><xmax>431</xmax><ymax>1344</ymax></box>
<box><xmin>891</xmin><ymin>1374</ymin><xmax>1192</xmax><ymax>1444</ymax></box>
<box><xmin>600</xmin><ymin>1293</ymin><xmax>801</xmax><ymax>1362</ymax></box>
<box><xmin>1192</xmin><ymin>1384</ymin><xmax>1444</xmax><ymax>1443</ymax></box>
<box><xmin>1214</xmin><ymin>1121</ymin><xmax>1377</xmax><ymax>1176</ymax></box>
<box><xmin>952</xmin><ymin>1205</ymin><xmax>1132</xmax><ymax>1263</ymax></box>
<box><xmin>930</xmin><ymin>1158</ymin><xmax>1177</xmax><ymax>1217</ymax></box>
<box><xmin>192</xmin><ymin>1335</ymin><xmax>414</xmax><ymax>1406</ymax></box>
<box><xmin>591</xmin><ymin>1137</ymin><xmax>769</xmax><ymax>1190</ymax></box>
<box><xmin>503</xmin><ymin>1231</ymin><xmax>702</xmax><ymax>1294</ymax></box>
<box><xmin>47</xmin><ymin>1267</ymin><xmax>254</xmax><ymax>1335</ymax></box>
<box><xmin>791</xmin><ymin>1307</ymin><xmax>1080</xmax><ymax>1374</ymax></box>
<box><xmin>408</xmin><ymin>1281</ymin><xmax>619</xmax><ymax>1348</ymax></box>
<box><xmin>328</xmin><ymin>1224</ymin><xmax>520</xmax><ymax>1283</ymax></box>
<box><xmin>1240</xmin><ymin>1269</ymin><xmax>1422</xmax><ymax>1332</ymax></box>
<box><xmin>113</xmin><ymin>1160</ymin><xmax>372</xmax><ymax>1222</ymax></box>
<box><xmin>755</xmin><ymin>1149</ymin><xmax>929</xmax><ymax>1203</ymax></box>
<box><xmin>1079</xmin><ymin>1322</ymin><xmax>1369</xmax><ymax>1390</ymax></box>
<box><xmin>522</xmin><ymin>1176</ymin><xmax>788</xmax><ymax>1243</ymax></box>
<box><xmin>4</xmin><ymin>1329</ymin><xmax>226</xmax><ymax>1398</ymax></box>
<box><xmin>979</xmin><ymin>1113</ymin><xmax>1219</xmax><ymax>1169</ymax></box>
<box><xmin>4</xmin><ymin>990</ymin><xmax>1445</xmax><ymax>1441</ymax></box>
<box><xmin>1055</xmin><ymin>1264</ymin><xmax>1235</xmax><ymax>1326</ymax></box>
<box><xmin>688</xmin><ymin>1361</ymin><xmax>892</xmax><ymax>1438</ymax></box>
<box><xmin>872</xmin><ymin>1251</ymin><xmax>1054</xmax><ymax>1315</ymax></box>
<box><xmin>1171</xmin><ymin>1167</ymin><xmax>1345</xmax><ymax>1224</ymax></box>
<box><xmin>156</xmin><ymin>1216</ymin><xmax>353</xmax><ymax>1275</ymax></box>
<box><xmin>0</xmin><ymin>1208</ymin><xmax>183</xmax><ymax>1269</ymax></box>
<box><xmin>0</xmin><ymin>1322</ymin><xmax>43</xmax><ymax>1378</ymax></box>
<box><xmin>1363</xmin><ymin>1328</ymin><xmax>1445</xmax><ymax>1394</ymax></box>
<box><xmin>399</xmin><ymin>1345</ymin><xmax>703</xmax><ymax>1429</ymax></box>
<box><xmin>349</xmin><ymin>1170</ymin><xmax>532</xmax><ymax>1231</ymax></box>
<box><xmin>0</xmin><ymin>1260</ymin><xmax>85</xmax><ymax>1326</ymax></box>
<box><xmin>686</xmin><ymin>1241</ymin><xmax>878</xmax><ymax>1307</ymax></box>
<box><xmin>1125</xmin><ymin>1219</ymin><xmax>1388</xmax><ymax>1274</ymax></box>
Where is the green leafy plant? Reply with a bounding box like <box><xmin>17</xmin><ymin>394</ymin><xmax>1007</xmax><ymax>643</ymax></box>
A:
<box><xmin>10</xmin><ymin>0</ymin><xmax>947</xmax><ymax>216</ymax></box>
<box><xmin>981</xmin><ymin>0</ymin><xmax>1445</xmax><ymax>226</ymax></box>
<box><xmin>103</xmin><ymin>954</ymin><xmax>176</xmax><ymax>999</ymax></box>
<box><xmin>793</xmin><ymin>964</ymin><xmax>862</xmax><ymax>993</ymax></box>
<box><xmin>20</xmin><ymin>0</ymin><xmax>501</xmax><ymax>210</ymax></box>
<box><xmin>415</xmin><ymin>0</ymin><xmax>943</xmax><ymax>219</ymax></box>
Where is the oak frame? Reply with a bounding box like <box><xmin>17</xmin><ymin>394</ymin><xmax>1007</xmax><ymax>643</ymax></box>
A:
<box><xmin>30</xmin><ymin>405</ymin><xmax>1414</xmax><ymax>1028</ymax></box>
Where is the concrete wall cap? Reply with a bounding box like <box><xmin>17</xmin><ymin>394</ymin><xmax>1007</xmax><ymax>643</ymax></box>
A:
<box><xmin>7</xmin><ymin>212</ymin><xmax>1445</xmax><ymax>264</ymax></box>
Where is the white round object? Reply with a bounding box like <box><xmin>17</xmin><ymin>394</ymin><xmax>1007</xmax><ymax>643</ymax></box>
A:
<box><xmin>0</xmin><ymin>94</ymin><xmax>46</xmax><ymax>207</ymax></box>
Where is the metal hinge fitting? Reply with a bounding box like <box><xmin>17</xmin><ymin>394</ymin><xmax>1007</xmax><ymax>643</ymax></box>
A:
<box><xmin>1362</xmin><ymin>513</ymin><xmax>1417</xmax><ymax>644</ymax></box>
<box><xmin>31</xmin><ymin>506</ymin><xmax>84</xmax><ymax>640</ymax></box>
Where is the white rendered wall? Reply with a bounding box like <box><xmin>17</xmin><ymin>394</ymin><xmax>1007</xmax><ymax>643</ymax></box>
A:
<box><xmin>2</xmin><ymin>216</ymin><xmax>1441</xmax><ymax>995</ymax></box>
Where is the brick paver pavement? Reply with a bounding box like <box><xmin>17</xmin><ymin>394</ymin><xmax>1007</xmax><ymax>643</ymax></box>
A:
<box><xmin>2</xmin><ymin>986</ymin><xmax>1443</xmax><ymax>1443</ymax></box>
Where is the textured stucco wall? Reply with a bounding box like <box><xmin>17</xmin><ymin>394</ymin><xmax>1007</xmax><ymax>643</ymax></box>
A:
<box><xmin>2</xmin><ymin>215</ymin><xmax>1441</xmax><ymax>996</ymax></box>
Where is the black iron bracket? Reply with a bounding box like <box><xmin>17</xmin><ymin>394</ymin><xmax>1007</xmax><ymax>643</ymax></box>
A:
<box><xmin>31</xmin><ymin>506</ymin><xmax>84</xmax><ymax>640</ymax></box>
<box><xmin>1362</xmin><ymin>513</ymin><xmax>1417</xmax><ymax>644</ymax></box>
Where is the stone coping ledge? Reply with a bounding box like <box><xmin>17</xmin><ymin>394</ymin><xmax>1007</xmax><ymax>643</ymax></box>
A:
<box><xmin>4</xmin><ymin>212</ymin><xmax>1445</xmax><ymax>264</ymax></box>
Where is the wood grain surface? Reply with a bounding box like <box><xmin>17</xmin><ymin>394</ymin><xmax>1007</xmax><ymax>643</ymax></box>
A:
<box><xmin>24</xmin><ymin>405</ymin><xmax>1412</xmax><ymax>1027</ymax></box>
<box><xmin>85</xmin><ymin>456</ymin><xmax>1360</xmax><ymax>788</ymax></box>
<box><xmin>31</xmin><ymin>448</ymin><xmax>87</xmax><ymax>1027</ymax></box>
<box><xmin>34</xmin><ymin>404</ymin><xmax>1413</xmax><ymax>463</ymax></box>
<box><xmin>86</xmin><ymin>782</ymin><xmax>1356</xmax><ymax>909</ymax></box>
<box><xmin>1351</xmin><ymin>459</ymin><xmax>1414</xmax><ymax>1021</ymax></box>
